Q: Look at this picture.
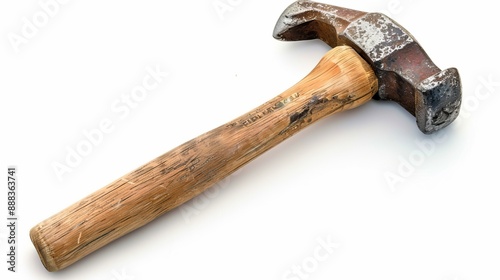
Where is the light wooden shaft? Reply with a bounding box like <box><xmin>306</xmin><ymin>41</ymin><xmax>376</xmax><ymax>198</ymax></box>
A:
<box><xmin>30</xmin><ymin>46</ymin><xmax>378</xmax><ymax>271</ymax></box>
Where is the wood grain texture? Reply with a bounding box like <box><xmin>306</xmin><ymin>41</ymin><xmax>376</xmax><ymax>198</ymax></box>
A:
<box><xmin>30</xmin><ymin>46</ymin><xmax>378</xmax><ymax>271</ymax></box>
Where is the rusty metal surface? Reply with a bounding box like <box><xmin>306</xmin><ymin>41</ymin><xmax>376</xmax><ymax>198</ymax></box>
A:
<box><xmin>273</xmin><ymin>0</ymin><xmax>462</xmax><ymax>134</ymax></box>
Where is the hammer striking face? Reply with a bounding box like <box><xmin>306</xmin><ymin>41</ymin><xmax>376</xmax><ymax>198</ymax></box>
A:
<box><xmin>274</xmin><ymin>0</ymin><xmax>462</xmax><ymax>134</ymax></box>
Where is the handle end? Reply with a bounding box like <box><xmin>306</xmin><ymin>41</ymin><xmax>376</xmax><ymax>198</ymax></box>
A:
<box><xmin>30</xmin><ymin>224</ymin><xmax>59</xmax><ymax>272</ymax></box>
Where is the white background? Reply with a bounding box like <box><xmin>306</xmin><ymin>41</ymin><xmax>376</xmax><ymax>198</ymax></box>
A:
<box><xmin>1</xmin><ymin>0</ymin><xmax>499</xmax><ymax>279</ymax></box>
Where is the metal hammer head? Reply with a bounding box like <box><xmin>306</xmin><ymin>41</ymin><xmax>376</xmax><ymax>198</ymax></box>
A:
<box><xmin>273</xmin><ymin>1</ymin><xmax>462</xmax><ymax>134</ymax></box>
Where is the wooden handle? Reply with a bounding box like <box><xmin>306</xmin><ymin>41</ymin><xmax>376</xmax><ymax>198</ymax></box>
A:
<box><xmin>30</xmin><ymin>46</ymin><xmax>378</xmax><ymax>271</ymax></box>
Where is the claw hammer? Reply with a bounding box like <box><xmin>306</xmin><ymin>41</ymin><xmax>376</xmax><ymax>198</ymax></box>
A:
<box><xmin>30</xmin><ymin>0</ymin><xmax>462</xmax><ymax>271</ymax></box>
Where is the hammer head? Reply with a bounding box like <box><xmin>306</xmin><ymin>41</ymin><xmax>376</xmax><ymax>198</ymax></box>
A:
<box><xmin>274</xmin><ymin>1</ymin><xmax>462</xmax><ymax>134</ymax></box>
